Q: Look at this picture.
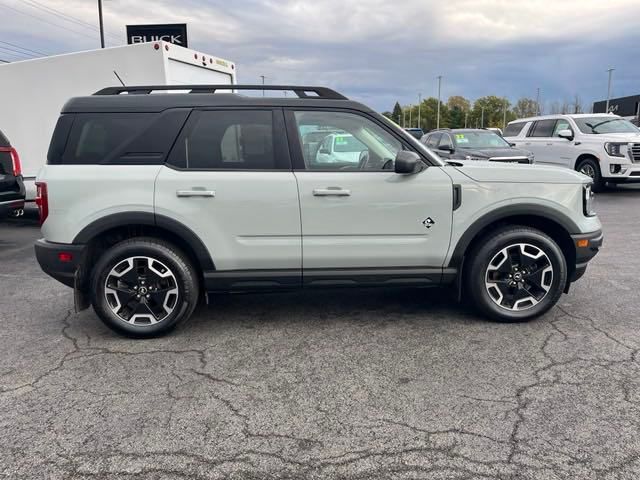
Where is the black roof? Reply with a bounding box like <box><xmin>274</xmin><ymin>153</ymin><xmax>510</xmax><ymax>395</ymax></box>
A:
<box><xmin>63</xmin><ymin>84</ymin><xmax>374</xmax><ymax>114</ymax></box>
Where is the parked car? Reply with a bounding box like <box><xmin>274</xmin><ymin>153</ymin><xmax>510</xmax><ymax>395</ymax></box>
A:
<box><xmin>505</xmin><ymin>113</ymin><xmax>640</xmax><ymax>191</ymax></box>
<box><xmin>421</xmin><ymin>128</ymin><xmax>534</xmax><ymax>163</ymax></box>
<box><xmin>405</xmin><ymin>128</ymin><xmax>424</xmax><ymax>139</ymax></box>
<box><xmin>486</xmin><ymin>127</ymin><xmax>503</xmax><ymax>136</ymax></box>
<box><xmin>36</xmin><ymin>84</ymin><xmax>601</xmax><ymax>338</ymax></box>
<box><xmin>314</xmin><ymin>133</ymin><xmax>367</xmax><ymax>166</ymax></box>
<box><xmin>0</xmin><ymin>129</ymin><xmax>25</xmax><ymax>218</ymax></box>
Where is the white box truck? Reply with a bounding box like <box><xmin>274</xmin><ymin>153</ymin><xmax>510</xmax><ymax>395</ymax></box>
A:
<box><xmin>0</xmin><ymin>41</ymin><xmax>235</xmax><ymax>201</ymax></box>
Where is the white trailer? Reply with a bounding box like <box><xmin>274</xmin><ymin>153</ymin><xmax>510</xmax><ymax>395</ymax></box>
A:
<box><xmin>0</xmin><ymin>41</ymin><xmax>235</xmax><ymax>201</ymax></box>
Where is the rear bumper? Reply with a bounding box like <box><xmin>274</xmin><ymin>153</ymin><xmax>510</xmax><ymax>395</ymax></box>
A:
<box><xmin>569</xmin><ymin>230</ymin><xmax>603</xmax><ymax>282</ymax></box>
<box><xmin>34</xmin><ymin>239</ymin><xmax>86</xmax><ymax>288</ymax></box>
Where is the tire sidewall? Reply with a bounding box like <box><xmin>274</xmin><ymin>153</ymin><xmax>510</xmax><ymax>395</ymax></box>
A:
<box><xmin>467</xmin><ymin>229</ymin><xmax>567</xmax><ymax>322</ymax></box>
<box><xmin>576</xmin><ymin>158</ymin><xmax>603</xmax><ymax>191</ymax></box>
<box><xmin>91</xmin><ymin>241</ymin><xmax>197</xmax><ymax>337</ymax></box>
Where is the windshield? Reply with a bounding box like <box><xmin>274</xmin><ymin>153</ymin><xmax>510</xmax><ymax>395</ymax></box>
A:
<box><xmin>333</xmin><ymin>135</ymin><xmax>366</xmax><ymax>153</ymax></box>
<box><xmin>574</xmin><ymin>117</ymin><xmax>640</xmax><ymax>134</ymax></box>
<box><xmin>453</xmin><ymin>131</ymin><xmax>511</xmax><ymax>149</ymax></box>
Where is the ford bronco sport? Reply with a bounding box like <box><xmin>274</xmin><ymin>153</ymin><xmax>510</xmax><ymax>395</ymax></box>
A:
<box><xmin>35</xmin><ymin>85</ymin><xmax>603</xmax><ymax>337</ymax></box>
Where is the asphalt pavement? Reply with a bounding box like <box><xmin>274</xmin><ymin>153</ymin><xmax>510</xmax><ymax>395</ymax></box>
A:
<box><xmin>1</xmin><ymin>189</ymin><xmax>639</xmax><ymax>479</ymax></box>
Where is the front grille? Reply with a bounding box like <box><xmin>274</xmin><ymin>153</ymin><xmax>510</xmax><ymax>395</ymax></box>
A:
<box><xmin>631</xmin><ymin>143</ymin><xmax>640</xmax><ymax>162</ymax></box>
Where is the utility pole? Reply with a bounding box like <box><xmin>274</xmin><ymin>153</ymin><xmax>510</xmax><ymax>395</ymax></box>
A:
<box><xmin>606</xmin><ymin>68</ymin><xmax>615</xmax><ymax>113</ymax></box>
<box><xmin>260</xmin><ymin>75</ymin><xmax>266</xmax><ymax>97</ymax></box>
<box><xmin>436</xmin><ymin>75</ymin><xmax>442</xmax><ymax>129</ymax></box>
<box><xmin>502</xmin><ymin>100</ymin><xmax>507</xmax><ymax>130</ymax></box>
<box><xmin>464</xmin><ymin>111</ymin><xmax>468</xmax><ymax>128</ymax></box>
<box><xmin>418</xmin><ymin>93</ymin><xmax>421</xmax><ymax>130</ymax></box>
<box><xmin>402</xmin><ymin>108</ymin><xmax>406</xmax><ymax>128</ymax></box>
<box><xmin>481</xmin><ymin>106</ymin><xmax>485</xmax><ymax>128</ymax></box>
<box><xmin>409</xmin><ymin>104</ymin><xmax>412</xmax><ymax>128</ymax></box>
<box><xmin>535</xmin><ymin>87</ymin><xmax>541</xmax><ymax>115</ymax></box>
<box><xmin>97</xmin><ymin>0</ymin><xmax>105</xmax><ymax>48</ymax></box>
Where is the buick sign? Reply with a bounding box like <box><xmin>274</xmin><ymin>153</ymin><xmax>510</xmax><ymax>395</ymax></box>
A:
<box><xmin>127</xmin><ymin>24</ymin><xmax>188</xmax><ymax>48</ymax></box>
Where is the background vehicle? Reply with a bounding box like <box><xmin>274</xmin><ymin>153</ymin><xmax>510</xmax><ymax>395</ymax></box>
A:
<box><xmin>314</xmin><ymin>133</ymin><xmax>368</xmax><ymax>165</ymax></box>
<box><xmin>421</xmin><ymin>128</ymin><xmax>534</xmax><ymax>163</ymax></box>
<box><xmin>505</xmin><ymin>113</ymin><xmax>640</xmax><ymax>191</ymax></box>
<box><xmin>0</xmin><ymin>129</ymin><xmax>25</xmax><ymax>218</ymax></box>
<box><xmin>405</xmin><ymin>128</ymin><xmax>424</xmax><ymax>139</ymax></box>
<box><xmin>36</xmin><ymin>85</ymin><xmax>601</xmax><ymax>338</ymax></box>
<box><xmin>0</xmin><ymin>41</ymin><xmax>235</xmax><ymax>203</ymax></box>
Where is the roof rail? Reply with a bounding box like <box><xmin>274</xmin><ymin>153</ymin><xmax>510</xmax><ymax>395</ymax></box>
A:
<box><xmin>93</xmin><ymin>84</ymin><xmax>348</xmax><ymax>100</ymax></box>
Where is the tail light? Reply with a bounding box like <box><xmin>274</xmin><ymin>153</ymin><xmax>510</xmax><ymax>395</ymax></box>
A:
<box><xmin>35</xmin><ymin>181</ymin><xmax>48</xmax><ymax>225</ymax></box>
<box><xmin>0</xmin><ymin>146</ymin><xmax>21</xmax><ymax>176</ymax></box>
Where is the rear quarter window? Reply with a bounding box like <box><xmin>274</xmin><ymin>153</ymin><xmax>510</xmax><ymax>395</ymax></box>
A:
<box><xmin>60</xmin><ymin>113</ymin><xmax>153</xmax><ymax>164</ymax></box>
<box><xmin>504</xmin><ymin>122</ymin><xmax>526</xmax><ymax>137</ymax></box>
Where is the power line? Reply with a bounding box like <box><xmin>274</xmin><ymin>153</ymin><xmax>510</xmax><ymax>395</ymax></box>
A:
<box><xmin>0</xmin><ymin>39</ymin><xmax>49</xmax><ymax>56</ymax></box>
<box><xmin>0</xmin><ymin>44</ymin><xmax>39</xmax><ymax>59</ymax></box>
<box><xmin>17</xmin><ymin>0</ymin><xmax>120</xmax><ymax>42</ymax></box>
<box><xmin>0</xmin><ymin>2</ymin><xmax>108</xmax><ymax>43</ymax></box>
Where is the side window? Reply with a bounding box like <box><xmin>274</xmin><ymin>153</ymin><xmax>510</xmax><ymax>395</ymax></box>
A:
<box><xmin>438</xmin><ymin>133</ymin><xmax>453</xmax><ymax>149</ymax></box>
<box><xmin>293</xmin><ymin>111</ymin><xmax>403</xmax><ymax>171</ymax></box>
<box><xmin>61</xmin><ymin>113</ymin><xmax>153</xmax><ymax>164</ymax></box>
<box><xmin>504</xmin><ymin>122</ymin><xmax>525</xmax><ymax>137</ymax></box>
<box><xmin>552</xmin><ymin>119</ymin><xmax>572</xmax><ymax>137</ymax></box>
<box><xmin>169</xmin><ymin>110</ymin><xmax>280</xmax><ymax>170</ymax></box>
<box><xmin>528</xmin><ymin>119</ymin><xmax>557</xmax><ymax>138</ymax></box>
<box><xmin>427</xmin><ymin>132</ymin><xmax>442</xmax><ymax>148</ymax></box>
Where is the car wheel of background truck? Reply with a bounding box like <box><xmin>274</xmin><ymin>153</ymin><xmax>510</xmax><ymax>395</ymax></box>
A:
<box><xmin>465</xmin><ymin>226</ymin><xmax>567</xmax><ymax>323</ymax></box>
<box><xmin>90</xmin><ymin>237</ymin><xmax>199</xmax><ymax>338</ymax></box>
<box><xmin>576</xmin><ymin>157</ymin><xmax>604</xmax><ymax>192</ymax></box>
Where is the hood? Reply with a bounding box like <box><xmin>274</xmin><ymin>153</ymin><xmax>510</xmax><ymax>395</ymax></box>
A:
<box><xmin>459</xmin><ymin>147</ymin><xmax>532</xmax><ymax>158</ymax></box>
<box><xmin>453</xmin><ymin>161</ymin><xmax>589</xmax><ymax>184</ymax></box>
<box><xmin>583</xmin><ymin>132</ymin><xmax>640</xmax><ymax>143</ymax></box>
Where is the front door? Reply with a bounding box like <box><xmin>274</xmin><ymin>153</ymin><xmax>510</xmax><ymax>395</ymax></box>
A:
<box><xmin>287</xmin><ymin>109</ymin><xmax>453</xmax><ymax>283</ymax></box>
<box><xmin>155</xmin><ymin>108</ymin><xmax>302</xmax><ymax>289</ymax></box>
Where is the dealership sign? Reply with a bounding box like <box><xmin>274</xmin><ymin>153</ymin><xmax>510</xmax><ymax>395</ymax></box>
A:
<box><xmin>126</xmin><ymin>24</ymin><xmax>188</xmax><ymax>48</ymax></box>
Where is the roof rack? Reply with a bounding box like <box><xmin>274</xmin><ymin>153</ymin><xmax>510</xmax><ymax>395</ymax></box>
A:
<box><xmin>93</xmin><ymin>84</ymin><xmax>348</xmax><ymax>100</ymax></box>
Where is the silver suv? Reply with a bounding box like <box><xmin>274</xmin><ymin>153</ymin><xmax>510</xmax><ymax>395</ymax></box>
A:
<box><xmin>505</xmin><ymin>113</ymin><xmax>640</xmax><ymax>191</ymax></box>
<box><xmin>35</xmin><ymin>85</ymin><xmax>603</xmax><ymax>338</ymax></box>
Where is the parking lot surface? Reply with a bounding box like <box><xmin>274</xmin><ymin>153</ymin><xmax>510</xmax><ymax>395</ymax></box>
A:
<box><xmin>1</xmin><ymin>189</ymin><xmax>640</xmax><ymax>480</ymax></box>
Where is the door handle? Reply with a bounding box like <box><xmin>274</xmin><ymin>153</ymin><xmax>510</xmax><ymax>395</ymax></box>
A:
<box><xmin>176</xmin><ymin>189</ymin><xmax>215</xmax><ymax>198</ymax></box>
<box><xmin>546</xmin><ymin>143</ymin><xmax>553</xmax><ymax>146</ymax></box>
<box><xmin>313</xmin><ymin>187</ymin><xmax>351</xmax><ymax>197</ymax></box>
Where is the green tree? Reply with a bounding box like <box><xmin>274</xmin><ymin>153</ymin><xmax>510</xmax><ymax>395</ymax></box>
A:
<box><xmin>447</xmin><ymin>96</ymin><xmax>472</xmax><ymax>128</ymax></box>
<box><xmin>391</xmin><ymin>102</ymin><xmax>403</xmax><ymax>124</ymax></box>
<box><xmin>470</xmin><ymin>96</ymin><xmax>510</xmax><ymax>129</ymax></box>
<box><xmin>513</xmin><ymin>97</ymin><xmax>539</xmax><ymax>119</ymax></box>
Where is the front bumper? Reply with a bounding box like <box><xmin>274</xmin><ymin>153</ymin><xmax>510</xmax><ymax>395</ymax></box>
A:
<box><xmin>569</xmin><ymin>230</ymin><xmax>603</xmax><ymax>282</ymax></box>
<box><xmin>603</xmin><ymin>162</ymin><xmax>640</xmax><ymax>183</ymax></box>
<box><xmin>34</xmin><ymin>239</ymin><xmax>86</xmax><ymax>288</ymax></box>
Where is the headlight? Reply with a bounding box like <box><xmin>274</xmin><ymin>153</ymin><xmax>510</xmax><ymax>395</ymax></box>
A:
<box><xmin>604</xmin><ymin>142</ymin><xmax>628</xmax><ymax>158</ymax></box>
<box><xmin>583</xmin><ymin>184</ymin><xmax>596</xmax><ymax>217</ymax></box>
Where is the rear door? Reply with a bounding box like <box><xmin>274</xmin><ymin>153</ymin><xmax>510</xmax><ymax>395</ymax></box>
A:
<box><xmin>154</xmin><ymin>108</ymin><xmax>302</xmax><ymax>288</ymax></box>
<box><xmin>522</xmin><ymin>119</ymin><xmax>557</xmax><ymax>164</ymax></box>
<box><xmin>287</xmin><ymin>109</ymin><xmax>453</xmax><ymax>283</ymax></box>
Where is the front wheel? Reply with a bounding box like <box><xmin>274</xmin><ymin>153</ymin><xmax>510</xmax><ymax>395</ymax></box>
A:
<box><xmin>575</xmin><ymin>157</ymin><xmax>604</xmax><ymax>192</ymax></box>
<box><xmin>465</xmin><ymin>226</ymin><xmax>567</xmax><ymax>322</ymax></box>
<box><xmin>90</xmin><ymin>237</ymin><xmax>199</xmax><ymax>338</ymax></box>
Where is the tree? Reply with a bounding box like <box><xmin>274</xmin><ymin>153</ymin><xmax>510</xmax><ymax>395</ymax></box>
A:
<box><xmin>469</xmin><ymin>96</ymin><xmax>510</xmax><ymax>129</ymax></box>
<box><xmin>447</xmin><ymin>96</ymin><xmax>471</xmax><ymax>128</ymax></box>
<box><xmin>513</xmin><ymin>98</ymin><xmax>539</xmax><ymax>118</ymax></box>
<box><xmin>391</xmin><ymin>102</ymin><xmax>403</xmax><ymax>124</ymax></box>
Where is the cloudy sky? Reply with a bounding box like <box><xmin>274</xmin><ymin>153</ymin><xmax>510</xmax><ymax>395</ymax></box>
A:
<box><xmin>1</xmin><ymin>0</ymin><xmax>639</xmax><ymax>112</ymax></box>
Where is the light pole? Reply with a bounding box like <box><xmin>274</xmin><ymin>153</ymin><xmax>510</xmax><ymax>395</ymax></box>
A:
<box><xmin>97</xmin><ymin>0</ymin><xmax>105</xmax><ymax>48</ymax></box>
<box><xmin>409</xmin><ymin>104</ymin><xmax>412</xmax><ymax>128</ymax></box>
<box><xmin>481</xmin><ymin>106</ymin><xmax>485</xmax><ymax>128</ymax></box>
<box><xmin>606</xmin><ymin>68</ymin><xmax>615</xmax><ymax>113</ymax></box>
<box><xmin>436</xmin><ymin>75</ymin><xmax>442</xmax><ymax>129</ymax></box>
<box><xmin>464</xmin><ymin>111</ymin><xmax>468</xmax><ymax>128</ymax></box>
<box><xmin>418</xmin><ymin>93</ymin><xmax>421</xmax><ymax>130</ymax></box>
<box><xmin>502</xmin><ymin>100</ymin><xmax>507</xmax><ymax>130</ymax></box>
<box><xmin>535</xmin><ymin>87</ymin><xmax>541</xmax><ymax>115</ymax></box>
<box><xmin>260</xmin><ymin>75</ymin><xmax>266</xmax><ymax>97</ymax></box>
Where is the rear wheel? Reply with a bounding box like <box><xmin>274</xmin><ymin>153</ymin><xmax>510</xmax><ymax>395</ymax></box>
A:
<box><xmin>90</xmin><ymin>237</ymin><xmax>199</xmax><ymax>338</ymax></box>
<box><xmin>575</xmin><ymin>157</ymin><xmax>604</xmax><ymax>192</ymax></box>
<box><xmin>465</xmin><ymin>226</ymin><xmax>567</xmax><ymax>322</ymax></box>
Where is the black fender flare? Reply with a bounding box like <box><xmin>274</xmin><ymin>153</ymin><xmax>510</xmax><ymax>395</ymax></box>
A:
<box><xmin>73</xmin><ymin>211</ymin><xmax>215</xmax><ymax>270</ymax></box>
<box><xmin>447</xmin><ymin>203</ymin><xmax>580</xmax><ymax>268</ymax></box>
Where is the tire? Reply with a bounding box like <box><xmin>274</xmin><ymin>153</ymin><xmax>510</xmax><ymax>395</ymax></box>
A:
<box><xmin>575</xmin><ymin>157</ymin><xmax>604</xmax><ymax>192</ymax></box>
<box><xmin>90</xmin><ymin>237</ymin><xmax>199</xmax><ymax>338</ymax></box>
<box><xmin>464</xmin><ymin>226</ymin><xmax>567</xmax><ymax>323</ymax></box>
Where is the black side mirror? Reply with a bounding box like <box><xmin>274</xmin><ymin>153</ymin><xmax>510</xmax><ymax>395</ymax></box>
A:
<box><xmin>509</xmin><ymin>142</ymin><xmax>516</xmax><ymax>147</ymax></box>
<box><xmin>394</xmin><ymin>151</ymin><xmax>422</xmax><ymax>174</ymax></box>
<box><xmin>438</xmin><ymin>144</ymin><xmax>454</xmax><ymax>153</ymax></box>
